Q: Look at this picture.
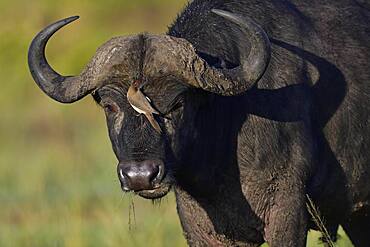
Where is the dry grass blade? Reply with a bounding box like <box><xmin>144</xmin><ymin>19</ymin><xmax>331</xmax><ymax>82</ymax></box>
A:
<box><xmin>128</xmin><ymin>194</ymin><xmax>137</xmax><ymax>231</ymax></box>
<box><xmin>306</xmin><ymin>194</ymin><xmax>335</xmax><ymax>247</ymax></box>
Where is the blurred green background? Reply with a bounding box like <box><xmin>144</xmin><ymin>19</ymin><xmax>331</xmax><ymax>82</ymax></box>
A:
<box><xmin>0</xmin><ymin>0</ymin><xmax>354</xmax><ymax>246</ymax></box>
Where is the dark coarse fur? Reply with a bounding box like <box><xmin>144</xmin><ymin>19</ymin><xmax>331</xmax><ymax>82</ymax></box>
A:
<box><xmin>30</xmin><ymin>0</ymin><xmax>370</xmax><ymax>246</ymax></box>
<box><xmin>162</xmin><ymin>1</ymin><xmax>370</xmax><ymax>246</ymax></box>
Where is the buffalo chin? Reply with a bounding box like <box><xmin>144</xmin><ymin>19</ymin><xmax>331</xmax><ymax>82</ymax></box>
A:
<box><xmin>136</xmin><ymin>184</ymin><xmax>171</xmax><ymax>199</ymax></box>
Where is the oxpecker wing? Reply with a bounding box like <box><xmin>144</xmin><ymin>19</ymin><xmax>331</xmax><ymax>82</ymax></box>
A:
<box><xmin>127</xmin><ymin>85</ymin><xmax>162</xmax><ymax>133</ymax></box>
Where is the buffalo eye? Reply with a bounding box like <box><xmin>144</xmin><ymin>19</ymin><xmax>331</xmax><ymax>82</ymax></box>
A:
<box><xmin>92</xmin><ymin>90</ymin><xmax>120</xmax><ymax>114</ymax></box>
<box><xmin>103</xmin><ymin>102</ymin><xmax>119</xmax><ymax>114</ymax></box>
<box><xmin>164</xmin><ymin>98</ymin><xmax>184</xmax><ymax>117</ymax></box>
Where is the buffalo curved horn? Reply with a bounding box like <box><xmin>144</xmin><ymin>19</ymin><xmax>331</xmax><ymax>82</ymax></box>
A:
<box><xmin>190</xmin><ymin>9</ymin><xmax>271</xmax><ymax>96</ymax></box>
<box><xmin>28</xmin><ymin>16</ymin><xmax>96</xmax><ymax>103</ymax></box>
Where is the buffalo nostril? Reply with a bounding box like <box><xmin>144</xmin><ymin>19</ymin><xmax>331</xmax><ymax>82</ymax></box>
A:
<box><xmin>151</xmin><ymin>163</ymin><xmax>164</xmax><ymax>185</ymax></box>
<box><xmin>148</xmin><ymin>165</ymin><xmax>159</xmax><ymax>181</ymax></box>
<box><xmin>118</xmin><ymin>160</ymin><xmax>165</xmax><ymax>191</ymax></box>
<box><xmin>118</xmin><ymin>168</ymin><xmax>130</xmax><ymax>191</ymax></box>
<box><xmin>119</xmin><ymin>168</ymin><xmax>125</xmax><ymax>180</ymax></box>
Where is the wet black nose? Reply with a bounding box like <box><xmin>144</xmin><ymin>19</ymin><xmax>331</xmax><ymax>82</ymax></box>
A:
<box><xmin>118</xmin><ymin>160</ymin><xmax>164</xmax><ymax>191</ymax></box>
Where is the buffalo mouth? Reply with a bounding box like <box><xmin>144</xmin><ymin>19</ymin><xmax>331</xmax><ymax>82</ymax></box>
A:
<box><xmin>135</xmin><ymin>184</ymin><xmax>171</xmax><ymax>199</ymax></box>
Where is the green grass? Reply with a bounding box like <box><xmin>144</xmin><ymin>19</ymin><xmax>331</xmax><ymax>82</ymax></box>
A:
<box><xmin>0</xmin><ymin>0</ymin><xmax>354</xmax><ymax>246</ymax></box>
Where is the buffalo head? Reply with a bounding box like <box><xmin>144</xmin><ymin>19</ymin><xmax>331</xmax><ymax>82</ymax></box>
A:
<box><xmin>28</xmin><ymin>10</ymin><xmax>270</xmax><ymax>199</ymax></box>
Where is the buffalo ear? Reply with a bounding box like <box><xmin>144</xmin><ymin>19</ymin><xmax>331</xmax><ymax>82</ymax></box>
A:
<box><xmin>185</xmin><ymin>9</ymin><xmax>271</xmax><ymax>96</ymax></box>
<box><xmin>196</xmin><ymin>52</ymin><xmax>239</xmax><ymax>70</ymax></box>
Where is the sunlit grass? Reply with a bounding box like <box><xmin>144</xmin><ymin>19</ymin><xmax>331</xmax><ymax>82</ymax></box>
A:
<box><xmin>0</xmin><ymin>0</ymin><xmax>354</xmax><ymax>246</ymax></box>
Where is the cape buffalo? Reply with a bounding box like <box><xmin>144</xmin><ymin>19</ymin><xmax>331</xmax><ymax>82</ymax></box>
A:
<box><xmin>28</xmin><ymin>0</ymin><xmax>370</xmax><ymax>246</ymax></box>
